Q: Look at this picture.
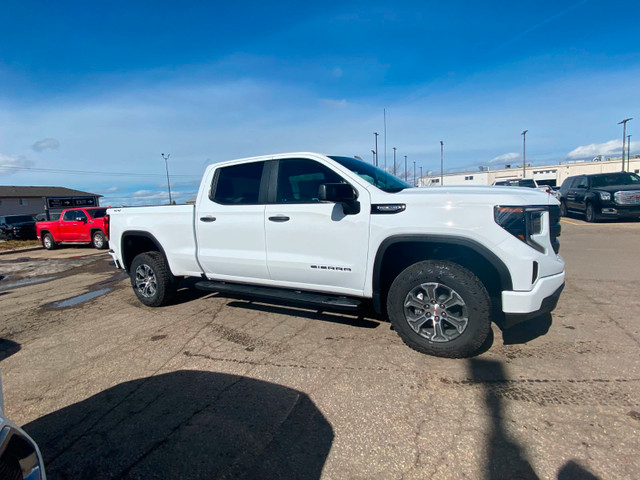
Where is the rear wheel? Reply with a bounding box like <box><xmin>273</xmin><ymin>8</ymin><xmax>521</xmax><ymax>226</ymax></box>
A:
<box><xmin>42</xmin><ymin>233</ymin><xmax>57</xmax><ymax>250</ymax></box>
<box><xmin>92</xmin><ymin>230</ymin><xmax>108</xmax><ymax>250</ymax></box>
<box><xmin>130</xmin><ymin>252</ymin><xmax>177</xmax><ymax>307</ymax></box>
<box><xmin>387</xmin><ymin>260</ymin><xmax>491</xmax><ymax>358</ymax></box>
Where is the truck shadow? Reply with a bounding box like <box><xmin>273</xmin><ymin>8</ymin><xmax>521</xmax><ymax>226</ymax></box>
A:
<box><xmin>0</xmin><ymin>338</ymin><xmax>21</xmax><ymax>362</ymax></box>
<box><xmin>24</xmin><ymin>370</ymin><xmax>334</xmax><ymax>480</ymax></box>
<box><xmin>225</xmin><ymin>300</ymin><xmax>381</xmax><ymax>329</ymax></box>
<box><xmin>469</xmin><ymin>359</ymin><xmax>600</xmax><ymax>480</ymax></box>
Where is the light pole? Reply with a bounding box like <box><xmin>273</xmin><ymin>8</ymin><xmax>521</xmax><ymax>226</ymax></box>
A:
<box><xmin>618</xmin><ymin>118</ymin><xmax>632</xmax><ymax>171</ymax></box>
<box><xmin>404</xmin><ymin>155</ymin><xmax>408</xmax><ymax>182</ymax></box>
<box><xmin>161</xmin><ymin>153</ymin><xmax>172</xmax><ymax>204</ymax></box>
<box><xmin>373</xmin><ymin>132</ymin><xmax>379</xmax><ymax>167</ymax></box>
<box><xmin>628</xmin><ymin>134</ymin><xmax>632</xmax><ymax>171</ymax></box>
<box><xmin>440</xmin><ymin>141</ymin><xmax>444</xmax><ymax>186</ymax></box>
<box><xmin>420</xmin><ymin>167</ymin><xmax>423</xmax><ymax>186</ymax></box>
<box><xmin>371</xmin><ymin>149</ymin><xmax>376</xmax><ymax>165</ymax></box>
<box><xmin>521</xmin><ymin>130</ymin><xmax>528</xmax><ymax>178</ymax></box>
<box><xmin>413</xmin><ymin>161</ymin><xmax>416</xmax><ymax>186</ymax></box>
<box><xmin>392</xmin><ymin>147</ymin><xmax>397</xmax><ymax>175</ymax></box>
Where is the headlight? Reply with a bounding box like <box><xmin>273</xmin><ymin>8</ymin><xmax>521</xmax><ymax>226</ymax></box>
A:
<box><xmin>599</xmin><ymin>192</ymin><xmax>611</xmax><ymax>201</ymax></box>
<box><xmin>494</xmin><ymin>206</ymin><xmax>546</xmax><ymax>253</ymax></box>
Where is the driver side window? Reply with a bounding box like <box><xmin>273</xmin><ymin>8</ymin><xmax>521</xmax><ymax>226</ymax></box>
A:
<box><xmin>276</xmin><ymin>159</ymin><xmax>344</xmax><ymax>203</ymax></box>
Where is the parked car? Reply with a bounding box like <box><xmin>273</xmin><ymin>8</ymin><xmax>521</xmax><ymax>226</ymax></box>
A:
<box><xmin>558</xmin><ymin>172</ymin><xmax>640</xmax><ymax>222</ymax></box>
<box><xmin>36</xmin><ymin>207</ymin><xmax>110</xmax><ymax>250</ymax></box>
<box><xmin>493</xmin><ymin>178</ymin><xmax>552</xmax><ymax>194</ymax></box>
<box><xmin>107</xmin><ymin>152</ymin><xmax>564</xmax><ymax>359</ymax></box>
<box><xmin>0</xmin><ymin>376</ymin><xmax>47</xmax><ymax>479</ymax></box>
<box><xmin>0</xmin><ymin>215</ymin><xmax>37</xmax><ymax>240</ymax></box>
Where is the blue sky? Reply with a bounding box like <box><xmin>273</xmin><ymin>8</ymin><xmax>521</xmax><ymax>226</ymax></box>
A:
<box><xmin>1</xmin><ymin>0</ymin><xmax>639</xmax><ymax>205</ymax></box>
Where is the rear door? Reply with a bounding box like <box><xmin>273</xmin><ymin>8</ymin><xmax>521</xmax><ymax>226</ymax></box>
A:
<box><xmin>195</xmin><ymin>160</ymin><xmax>270</xmax><ymax>281</ymax></box>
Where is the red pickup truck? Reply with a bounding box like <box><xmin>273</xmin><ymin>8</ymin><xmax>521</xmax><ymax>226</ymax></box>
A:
<box><xmin>36</xmin><ymin>207</ymin><xmax>110</xmax><ymax>250</ymax></box>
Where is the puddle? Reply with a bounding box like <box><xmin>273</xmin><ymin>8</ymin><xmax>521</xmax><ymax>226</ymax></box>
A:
<box><xmin>0</xmin><ymin>276</ymin><xmax>55</xmax><ymax>291</ymax></box>
<box><xmin>51</xmin><ymin>288</ymin><xmax>111</xmax><ymax>308</ymax></box>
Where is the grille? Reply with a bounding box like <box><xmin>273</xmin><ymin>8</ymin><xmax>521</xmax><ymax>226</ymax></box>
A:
<box><xmin>614</xmin><ymin>190</ymin><xmax>640</xmax><ymax>205</ymax></box>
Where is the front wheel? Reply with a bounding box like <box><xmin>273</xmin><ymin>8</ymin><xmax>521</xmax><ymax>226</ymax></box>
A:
<box><xmin>387</xmin><ymin>260</ymin><xmax>491</xmax><ymax>358</ymax></box>
<box><xmin>130</xmin><ymin>252</ymin><xmax>177</xmax><ymax>307</ymax></box>
<box><xmin>585</xmin><ymin>203</ymin><xmax>597</xmax><ymax>223</ymax></box>
<box><xmin>92</xmin><ymin>230</ymin><xmax>108</xmax><ymax>250</ymax></box>
<box><xmin>560</xmin><ymin>201</ymin><xmax>568</xmax><ymax>217</ymax></box>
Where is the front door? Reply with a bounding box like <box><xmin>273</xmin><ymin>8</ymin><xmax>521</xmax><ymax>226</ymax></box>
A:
<box><xmin>264</xmin><ymin>158</ymin><xmax>371</xmax><ymax>296</ymax></box>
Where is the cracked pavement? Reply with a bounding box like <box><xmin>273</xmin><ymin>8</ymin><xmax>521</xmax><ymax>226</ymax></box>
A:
<box><xmin>0</xmin><ymin>220</ymin><xmax>639</xmax><ymax>479</ymax></box>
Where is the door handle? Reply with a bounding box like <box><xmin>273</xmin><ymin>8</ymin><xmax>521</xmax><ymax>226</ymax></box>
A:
<box><xmin>268</xmin><ymin>216</ymin><xmax>290</xmax><ymax>222</ymax></box>
<box><xmin>200</xmin><ymin>216</ymin><xmax>216</xmax><ymax>222</ymax></box>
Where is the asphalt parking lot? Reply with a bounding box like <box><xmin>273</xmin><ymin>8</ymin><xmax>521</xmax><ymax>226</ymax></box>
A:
<box><xmin>1</xmin><ymin>220</ymin><xmax>639</xmax><ymax>480</ymax></box>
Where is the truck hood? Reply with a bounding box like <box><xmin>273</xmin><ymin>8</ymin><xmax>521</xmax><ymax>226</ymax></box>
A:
<box><xmin>387</xmin><ymin>186</ymin><xmax>559</xmax><ymax>206</ymax></box>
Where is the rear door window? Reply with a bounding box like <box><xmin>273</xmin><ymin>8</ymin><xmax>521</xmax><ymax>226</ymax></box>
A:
<box><xmin>212</xmin><ymin>161</ymin><xmax>266</xmax><ymax>205</ymax></box>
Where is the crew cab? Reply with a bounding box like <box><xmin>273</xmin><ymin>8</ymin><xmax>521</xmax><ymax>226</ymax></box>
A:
<box><xmin>559</xmin><ymin>172</ymin><xmax>640</xmax><ymax>222</ymax></box>
<box><xmin>36</xmin><ymin>207</ymin><xmax>110</xmax><ymax>250</ymax></box>
<box><xmin>107</xmin><ymin>152</ymin><xmax>565</xmax><ymax>358</ymax></box>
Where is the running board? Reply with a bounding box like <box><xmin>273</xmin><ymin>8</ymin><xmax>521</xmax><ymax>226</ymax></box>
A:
<box><xmin>194</xmin><ymin>280</ymin><xmax>362</xmax><ymax>310</ymax></box>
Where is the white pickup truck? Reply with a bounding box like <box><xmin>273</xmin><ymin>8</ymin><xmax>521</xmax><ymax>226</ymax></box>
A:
<box><xmin>107</xmin><ymin>152</ymin><xmax>565</xmax><ymax>358</ymax></box>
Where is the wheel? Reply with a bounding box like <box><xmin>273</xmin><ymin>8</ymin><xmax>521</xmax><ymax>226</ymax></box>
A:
<box><xmin>130</xmin><ymin>252</ymin><xmax>177</xmax><ymax>307</ymax></box>
<box><xmin>42</xmin><ymin>233</ymin><xmax>57</xmax><ymax>250</ymax></box>
<box><xmin>92</xmin><ymin>230</ymin><xmax>108</xmax><ymax>250</ymax></box>
<box><xmin>585</xmin><ymin>203</ymin><xmax>597</xmax><ymax>223</ymax></box>
<box><xmin>560</xmin><ymin>201</ymin><xmax>567</xmax><ymax>217</ymax></box>
<box><xmin>387</xmin><ymin>260</ymin><xmax>491</xmax><ymax>358</ymax></box>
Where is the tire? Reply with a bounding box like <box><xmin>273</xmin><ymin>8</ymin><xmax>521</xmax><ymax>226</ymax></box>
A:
<box><xmin>585</xmin><ymin>203</ymin><xmax>597</xmax><ymax>223</ymax></box>
<box><xmin>130</xmin><ymin>252</ymin><xmax>177</xmax><ymax>307</ymax></box>
<box><xmin>42</xmin><ymin>233</ymin><xmax>57</xmax><ymax>250</ymax></box>
<box><xmin>92</xmin><ymin>230</ymin><xmax>108</xmax><ymax>250</ymax></box>
<box><xmin>560</xmin><ymin>201</ymin><xmax>568</xmax><ymax>217</ymax></box>
<box><xmin>387</xmin><ymin>260</ymin><xmax>491</xmax><ymax>358</ymax></box>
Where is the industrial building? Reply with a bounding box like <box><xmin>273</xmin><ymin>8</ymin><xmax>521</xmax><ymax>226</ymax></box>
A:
<box><xmin>419</xmin><ymin>155</ymin><xmax>640</xmax><ymax>187</ymax></box>
<box><xmin>0</xmin><ymin>186</ymin><xmax>101</xmax><ymax>218</ymax></box>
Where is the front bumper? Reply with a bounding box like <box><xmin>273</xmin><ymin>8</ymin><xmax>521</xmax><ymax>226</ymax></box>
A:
<box><xmin>598</xmin><ymin>204</ymin><xmax>640</xmax><ymax>218</ymax></box>
<box><xmin>500</xmin><ymin>271</ymin><xmax>565</xmax><ymax>327</ymax></box>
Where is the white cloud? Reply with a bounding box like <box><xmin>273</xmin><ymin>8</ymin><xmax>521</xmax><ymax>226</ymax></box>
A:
<box><xmin>0</xmin><ymin>154</ymin><xmax>34</xmax><ymax>175</ymax></box>
<box><xmin>489</xmin><ymin>152</ymin><xmax>519</xmax><ymax>164</ymax></box>
<box><xmin>32</xmin><ymin>138</ymin><xmax>60</xmax><ymax>152</ymax></box>
<box><xmin>566</xmin><ymin>139</ymin><xmax>621</xmax><ymax>160</ymax></box>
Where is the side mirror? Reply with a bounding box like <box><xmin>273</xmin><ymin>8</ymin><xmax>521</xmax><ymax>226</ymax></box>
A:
<box><xmin>318</xmin><ymin>183</ymin><xmax>360</xmax><ymax>215</ymax></box>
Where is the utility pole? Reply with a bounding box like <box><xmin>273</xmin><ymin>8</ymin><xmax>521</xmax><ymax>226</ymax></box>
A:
<box><xmin>392</xmin><ymin>147</ymin><xmax>397</xmax><ymax>175</ymax></box>
<box><xmin>161</xmin><ymin>153</ymin><xmax>172</xmax><ymax>205</ymax></box>
<box><xmin>373</xmin><ymin>132</ymin><xmax>379</xmax><ymax>167</ymax></box>
<box><xmin>618</xmin><ymin>118</ymin><xmax>632</xmax><ymax>172</ymax></box>
<box><xmin>440</xmin><ymin>141</ymin><xmax>444</xmax><ymax>186</ymax></box>
<box><xmin>404</xmin><ymin>155</ymin><xmax>408</xmax><ymax>182</ymax></box>
<box><xmin>628</xmin><ymin>135</ymin><xmax>632</xmax><ymax>171</ymax></box>
<box><xmin>521</xmin><ymin>130</ymin><xmax>528</xmax><ymax>178</ymax></box>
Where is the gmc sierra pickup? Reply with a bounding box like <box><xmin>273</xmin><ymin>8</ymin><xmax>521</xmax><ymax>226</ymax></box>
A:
<box><xmin>107</xmin><ymin>152</ymin><xmax>565</xmax><ymax>358</ymax></box>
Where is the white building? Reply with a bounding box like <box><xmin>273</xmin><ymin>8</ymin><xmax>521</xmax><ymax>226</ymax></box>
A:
<box><xmin>419</xmin><ymin>155</ymin><xmax>640</xmax><ymax>187</ymax></box>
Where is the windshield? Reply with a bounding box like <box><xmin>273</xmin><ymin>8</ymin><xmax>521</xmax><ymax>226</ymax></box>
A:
<box><xmin>329</xmin><ymin>156</ymin><xmax>411</xmax><ymax>193</ymax></box>
<box><xmin>87</xmin><ymin>208</ymin><xmax>108</xmax><ymax>218</ymax></box>
<box><xmin>591</xmin><ymin>173</ymin><xmax>640</xmax><ymax>188</ymax></box>
<box><xmin>5</xmin><ymin>215</ymin><xmax>34</xmax><ymax>224</ymax></box>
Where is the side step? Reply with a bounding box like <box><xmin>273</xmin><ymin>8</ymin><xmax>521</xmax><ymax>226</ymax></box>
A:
<box><xmin>194</xmin><ymin>280</ymin><xmax>362</xmax><ymax>310</ymax></box>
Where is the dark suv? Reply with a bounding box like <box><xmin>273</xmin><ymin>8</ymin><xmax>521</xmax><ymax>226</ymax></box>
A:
<box><xmin>0</xmin><ymin>215</ymin><xmax>37</xmax><ymax>240</ymax></box>
<box><xmin>559</xmin><ymin>172</ymin><xmax>640</xmax><ymax>222</ymax></box>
